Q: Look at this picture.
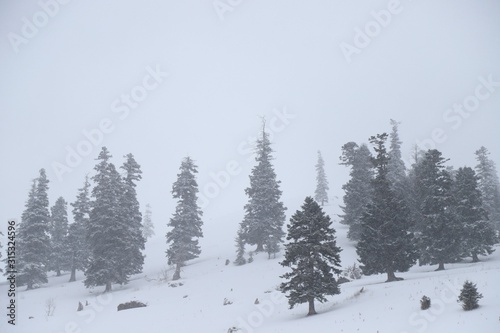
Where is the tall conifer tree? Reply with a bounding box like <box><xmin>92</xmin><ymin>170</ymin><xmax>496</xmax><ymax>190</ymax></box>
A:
<box><xmin>314</xmin><ymin>151</ymin><xmax>329</xmax><ymax>206</ymax></box>
<box><xmin>475</xmin><ymin>146</ymin><xmax>500</xmax><ymax>231</ymax></box>
<box><xmin>120</xmin><ymin>154</ymin><xmax>145</xmax><ymax>277</ymax></box>
<box><xmin>68</xmin><ymin>176</ymin><xmax>91</xmax><ymax>282</ymax></box>
<box><xmin>452</xmin><ymin>167</ymin><xmax>497</xmax><ymax>261</ymax></box>
<box><xmin>166</xmin><ymin>157</ymin><xmax>203</xmax><ymax>280</ymax></box>
<box><xmin>48</xmin><ymin>197</ymin><xmax>69</xmax><ymax>276</ymax></box>
<box><xmin>238</xmin><ymin>123</ymin><xmax>286</xmax><ymax>255</ymax></box>
<box><xmin>414</xmin><ymin>150</ymin><xmax>460</xmax><ymax>270</ymax></box>
<box><xmin>339</xmin><ymin>142</ymin><xmax>374</xmax><ymax>241</ymax></box>
<box><xmin>280</xmin><ymin>197</ymin><xmax>342</xmax><ymax>316</ymax></box>
<box><xmin>85</xmin><ymin>147</ymin><xmax>129</xmax><ymax>292</ymax></box>
<box><xmin>17</xmin><ymin>169</ymin><xmax>51</xmax><ymax>289</ymax></box>
<box><xmin>356</xmin><ymin>134</ymin><xmax>417</xmax><ymax>282</ymax></box>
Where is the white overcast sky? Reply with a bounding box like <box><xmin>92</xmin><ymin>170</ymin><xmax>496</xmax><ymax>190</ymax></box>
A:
<box><xmin>1</xmin><ymin>0</ymin><xmax>499</xmax><ymax>241</ymax></box>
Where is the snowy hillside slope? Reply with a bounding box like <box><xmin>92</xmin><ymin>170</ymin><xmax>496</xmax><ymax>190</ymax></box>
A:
<box><xmin>1</xmin><ymin>204</ymin><xmax>499</xmax><ymax>333</ymax></box>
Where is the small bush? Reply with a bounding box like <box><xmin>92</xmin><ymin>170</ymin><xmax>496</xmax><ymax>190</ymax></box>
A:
<box><xmin>458</xmin><ymin>281</ymin><xmax>482</xmax><ymax>311</ymax></box>
<box><xmin>223</xmin><ymin>298</ymin><xmax>233</xmax><ymax>306</ymax></box>
<box><xmin>420</xmin><ymin>296</ymin><xmax>431</xmax><ymax>310</ymax></box>
<box><xmin>117</xmin><ymin>301</ymin><xmax>147</xmax><ymax>311</ymax></box>
<box><xmin>342</xmin><ymin>263</ymin><xmax>362</xmax><ymax>280</ymax></box>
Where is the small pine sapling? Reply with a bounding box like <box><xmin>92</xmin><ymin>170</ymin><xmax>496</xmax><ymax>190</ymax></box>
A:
<box><xmin>458</xmin><ymin>280</ymin><xmax>483</xmax><ymax>311</ymax></box>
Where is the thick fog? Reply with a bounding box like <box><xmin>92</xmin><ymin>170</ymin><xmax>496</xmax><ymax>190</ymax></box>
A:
<box><xmin>1</xmin><ymin>0</ymin><xmax>499</xmax><ymax>241</ymax></box>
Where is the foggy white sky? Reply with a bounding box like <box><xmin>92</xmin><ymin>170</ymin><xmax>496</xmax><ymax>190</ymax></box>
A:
<box><xmin>1</xmin><ymin>0</ymin><xmax>499</xmax><ymax>243</ymax></box>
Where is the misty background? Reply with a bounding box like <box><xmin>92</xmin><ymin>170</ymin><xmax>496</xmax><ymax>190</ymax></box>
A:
<box><xmin>1</xmin><ymin>0</ymin><xmax>499</xmax><ymax>252</ymax></box>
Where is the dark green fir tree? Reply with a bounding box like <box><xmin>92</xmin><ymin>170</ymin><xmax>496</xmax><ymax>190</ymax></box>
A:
<box><xmin>280</xmin><ymin>197</ymin><xmax>342</xmax><ymax>316</ymax></box>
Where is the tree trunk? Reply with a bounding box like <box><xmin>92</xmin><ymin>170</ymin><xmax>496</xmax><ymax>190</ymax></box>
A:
<box><xmin>386</xmin><ymin>270</ymin><xmax>403</xmax><ymax>282</ymax></box>
<box><xmin>27</xmin><ymin>282</ymin><xmax>33</xmax><ymax>290</ymax></box>
<box><xmin>69</xmin><ymin>268</ymin><xmax>76</xmax><ymax>282</ymax></box>
<box><xmin>104</xmin><ymin>281</ymin><xmax>112</xmax><ymax>293</ymax></box>
<box><xmin>435</xmin><ymin>262</ymin><xmax>445</xmax><ymax>271</ymax></box>
<box><xmin>172</xmin><ymin>263</ymin><xmax>181</xmax><ymax>280</ymax></box>
<box><xmin>472</xmin><ymin>253</ymin><xmax>479</xmax><ymax>263</ymax></box>
<box><xmin>307</xmin><ymin>298</ymin><xmax>317</xmax><ymax>316</ymax></box>
<box><xmin>56</xmin><ymin>270</ymin><xmax>61</xmax><ymax>277</ymax></box>
<box><xmin>256</xmin><ymin>243</ymin><xmax>264</xmax><ymax>252</ymax></box>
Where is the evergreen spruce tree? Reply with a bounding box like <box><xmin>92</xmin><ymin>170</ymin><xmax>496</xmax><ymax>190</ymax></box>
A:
<box><xmin>414</xmin><ymin>150</ymin><xmax>461</xmax><ymax>270</ymax></box>
<box><xmin>407</xmin><ymin>147</ymin><xmax>427</xmax><ymax>233</ymax></box>
<box><xmin>339</xmin><ymin>142</ymin><xmax>374</xmax><ymax>241</ymax></box>
<box><xmin>68</xmin><ymin>176</ymin><xmax>91</xmax><ymax>282</ymax></box>
<box><xmin>17</xmin><ymin>169</ymin><xmax>51</xmax><ymax>289</ymax></box>
<box><xmin>387</xmin><ymin>120</ymin><xmax>409</xmax><ymax>199</ymax></box>
<box><xmin>85</xmin><ymin>147</ymin><xmax>129</xmax><ymax>292</ymax></box>
<box><xmin>238</xmin><ymin>123</ymin><xmax>286</xmax><ymax>254</ymax></box>
<box><xmin>166</xmin><ymin>157</ymin><xmax>203</xmax><ymax>280</ymax></box>
<box><xmin>142</xmin><ymin>204</ymin><xmax>155</xmax><ymax>240</ymax></box>
<box><xmin>48</xmin><ymin>197</ymin><xmax>69</xmax><ymax>276</ymax></box>
<box><xmin>314</xmin><ymin>150</ymin><xmax>329</xmax><ymax>206</ymax></box>
<box><xmin>475</xmin><ymin>146</ymin><xmax>500</xmax><ymax>232</ymax></box>
<box><xmin>280</xmin><ymin>197</ymin><xmax>342</xmax><ymax>316</ymax></box>
<box><xmin>356</xmin><ymin>134</ymin><xmax>417</xmax><ymax>282</ymax></box>
<box><xmin>452</xmin><ymin>167</ymin><xmax>497</xmax><ymax>262</ymax></box>
<box><xmin>458</xmin><ymin>280</ymin><xmax>483</xmax><ymax>311</ymax></box>
<box><xmin>234</xmin><ymin>231</ymin><xmax>247</xmax><ymax>266</ymax></box>
<box><xmin>119</xmin><ymin>153</ymin><xmax>145</xmax><ymax>277</ymax></box>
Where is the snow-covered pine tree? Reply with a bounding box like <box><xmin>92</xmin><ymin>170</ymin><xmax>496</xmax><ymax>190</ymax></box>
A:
<box><xmin>339</xmin><ymin>142</ymin><xmax>374</xmax><ymax>241</ymax></box>
<box><xmin>356</xmin><ymin>133</ymin><xmax>417</xmax><ymax>282</ymax></box>
<box><xmin>85</xmin><ymin>147</ymin><xmax>130</xmax><ymax>292</ymax></box>
<box><xmin>142</xmin><ymin>204</ymin><xmax>155</xmax><ymax>240</ymax></box>
<box><xmin>48</xmin><ymin>197</ymin><xmax>69</xmax><ymax>276</ymax></box>
<box><xmin>407</xmin><ymin>146</ymin><xmax>427</xmax><ymax>233</ymax></box>
<box><xmin>452</xmin><ymin>167</ymin><xmax>497</xmax><ymax>262</ymax></box>
<box><xmin>414</xmin><ymin>149</ymin><xmax>461</xmax><ymax>270</ymax></box>
<box><xmin>475</xmin><ymin>146</ymin><xmax>500</xmax><ymax>232</ymax></box>
<box><xmin>166</xmin><ymin>157</ymin><xmax>203</xmax><ymax>280</ymax></box>
<box><xmin>238</xmin><ymin>123</ymin><xmax>286</xmax><ymax>255</ymax></box>
<box><xmin>387</xmin><ymin>120</ymin><xmax>409</xmax><ymax>198</ymax></box>
<box><xmin>68</xmin><ymin>176</ymin><xmax>91</xmax><ymax>282</ymax></box>
<box><xmin>314</xmin><ymin>150</ymin><xmax>329</xmax><ymax>206</ymax></box>
<box><xmin>280</xmin><ymin>197</ymin><xmax>342</xmax><ymax>316</ymax></box>
<box><xmin>17</xmin><ymin>169</ymin><xmax>51</xmax><ymax>289</ymax></box>
<box><xmin>458</xmin><ymin>280</ymin><xmax>483</xmax><ymax>311</ymax></box>
<box><xmin>119</xmin><ymin>153</ymin><xmax>145</xmax><ymax>277</ymax></box>
<box><xmin>234</xmin><ymin>230</ymin><xmax>247</xmax><ymax>266</ymax></box>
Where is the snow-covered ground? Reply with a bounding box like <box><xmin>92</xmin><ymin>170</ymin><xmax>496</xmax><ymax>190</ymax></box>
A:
<box><xmin>1</xmin><ymin>205</ymin><xmax>499</xmax><ymax>333</ymax></box>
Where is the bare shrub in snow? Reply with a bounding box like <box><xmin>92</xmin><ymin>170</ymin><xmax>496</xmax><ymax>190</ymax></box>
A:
<box><xmin>45</xmin><ymin>298</ymin><xmax>56</xmax><ymax>317</ymax></box>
